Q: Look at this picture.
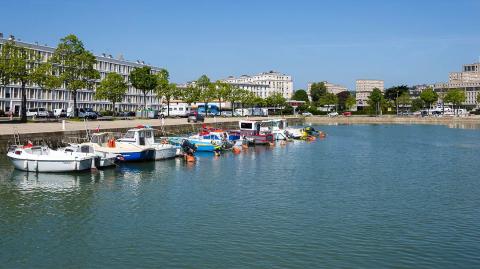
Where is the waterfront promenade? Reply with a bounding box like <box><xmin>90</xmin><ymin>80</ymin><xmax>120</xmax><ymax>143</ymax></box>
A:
<box><xmin>0</xmin><ymin>116</ymin><xmax>276</xmax><ymax>136</ymax></box>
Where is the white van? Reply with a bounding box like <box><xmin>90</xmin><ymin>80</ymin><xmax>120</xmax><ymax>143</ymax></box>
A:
<box><xmin>26</xmin><ymin>107</ymin><xmax>48</xmax><ymax>118</ymax></box>
<box><xmin>234</xmin><ymin>108</ymin><xmax>251</xmax><ymax>117</ymax></box>
<box><xmin>54</xmin><ymin>108</ymin><xmax>67</xmax><ymax>118</ymax></box>
<box><xmin>158</xmin><ymin>104</ymin><xmax>191</xmax><ymax>118</ymax></box>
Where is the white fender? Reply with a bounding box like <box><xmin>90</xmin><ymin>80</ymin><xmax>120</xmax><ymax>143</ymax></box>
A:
<box><xmin>23</xmin><ymin>160</ymin><xmax>28</xmax><ymax>170</ymax></box>
<box><xmin>34</xmin><ymin>160</ymin><xmax>38</xmax><ymax>172</ymax></box>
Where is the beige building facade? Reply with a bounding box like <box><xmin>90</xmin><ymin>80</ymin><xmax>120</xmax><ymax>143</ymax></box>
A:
<box><xmin>355</xmin><ymin>79</ymin><xmax>384</xmax><ymax>107</ymax></box>
<box><xmin>223</xmin><ymin>71</ymin><xmax>293</xmax><ymax>99</ymax></box>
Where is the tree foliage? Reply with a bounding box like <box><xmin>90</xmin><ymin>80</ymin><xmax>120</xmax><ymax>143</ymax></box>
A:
<box><xmin>0</xmin><ymin>40</ymin><xmax>51</xmax><ymax>121</ymax></box>
<box><xmin>95</xmin><ymin>72</ymin><xmax>127</xmax><ymax>116</ymax></box>
<box><xmin>319</xmin><ymin>92</ymin><xmax>338</xmax><ymax>107</ymax></box>
<box><xmin>292</xmin><ymin>89</ymin><xmax>309</xmax><ymax>102</ymax></box>
<box><xmin>346</xmin><ymin>95</ymin><xmax>356</xmax><ymax>111</ymax></box>
<box><xmin>49</xmin><ymin>35</ymin><xmax>100</xmax><ymax>118</ymax></box>
<box><xmin>384</xmin><ymin>85</ymin><xmax>409</xmax><ymax>101</ymax></box>
<box><xmin>310</xmin><ymin>82</ymin><xmax>327</xmax><ymax>103</ymax></box>
<box><xmin>444</xmin><ymin>88</ymin><xmax>466</xmax><ymax>115</ymax></box>
<box><xmin>419</xmin><ymin>88</ymin><xmax>438</xmax><ymax>111</ymax></box>
<box><xmin>336</xmin><ymin>91</ymin><xmax>351</xmax><ymax>111</ymax></box>
<box><xmin>130</xmin><ymin>66</ymin><xmax>157</xmax><ymax>117</ymax></box>
<box><xmin>155</xmin><ymin>69</ymin><xmax>179</xmax><ymax>117</ymax></box>
<box><xmin>367</xmin><ymin>88</ymin><xmax>384</xmax><ymax>115</ymax></box>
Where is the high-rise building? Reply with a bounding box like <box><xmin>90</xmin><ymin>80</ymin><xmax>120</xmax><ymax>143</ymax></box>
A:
<box><xmin>434</xmin><ymin>62</ymin><xmax>480</xmax><ymax>108</ymax></box>
<box><xmin>355</xmin><ymin>79</ymin><xmax>384</xmax><ymax>108</ymax></box>
<box><xmin>0</xmin><ymin>34</ymin><xmax>163</xmax><ymax>115</ymax></box>
<box><xmin>222</xmin><ymin>71</ymin><xmax>293</xmax><ymax>99</ymax></box>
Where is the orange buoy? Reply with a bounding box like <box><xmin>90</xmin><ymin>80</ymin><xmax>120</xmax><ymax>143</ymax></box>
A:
<box><xmin>242</xmin><ymin>144</ymin><xmax>249</xmax><ymax>149</ymax></box>
<box><xmin>268</xmin><ymin>142</ymin><xmax>275</xmax><ymax>147</ymax></box>
<box><xmin>233</xmin><ymin>147</ymin><xmax>241</xmax><ymax>154</ymax></box>
<box><xmin>186</xmin><ymin>155</ymin><xmax>196</xmax><ymax>162</ymax></box>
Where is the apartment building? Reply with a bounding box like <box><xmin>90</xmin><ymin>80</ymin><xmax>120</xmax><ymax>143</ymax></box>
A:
<box><xmin>355</xmin><ymin>79</ymin><xmax>384</xmax><ymax>108</ymax></box>
<box><xmin>0</xmin><ymin>33</ymin><xmax>162</xmax><ymax>115</ymax></box>
<box><xmin>222</xmin><ymin>71</ymin><xmax>293</xmax><ymax>99</ymax></box>
<box><xmin>434</xmin><ymin>62</ymin><xmax>480</xmax><ymax>108</ymax></box>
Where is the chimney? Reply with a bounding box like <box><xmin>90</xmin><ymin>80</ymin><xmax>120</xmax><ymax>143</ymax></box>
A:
<box><xmin>102</xmin><ymin>53</ymin><xmax>106</xmax><ymax>57</ymax></box>
<box><xmin>8</xmin><ymin>35</ymin><xmax>15</xmax><ymax>40</ymax></box>
<box><xmin>108</xmin><ymin>54</ymin><xmax>113</xmax><ymax>58</ymax></box>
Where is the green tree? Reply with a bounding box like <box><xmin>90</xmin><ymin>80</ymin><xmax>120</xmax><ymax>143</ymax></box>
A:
<box><xmin>0</xmin><ymin>40</ymin><xmax>53</xmax><ymax>122</ymax></box>
<box><xmin>94</xmin><ymin>72</ymin><xmax>127</xmax><ymax>117</ymax></box>
<box><xmin>444</xmin><ymin>88</ymin><xmax>466</xmax><ymax>116</ymax></box>
<box><xmin>266</xmin><ymin>92</ymin><xmax>286</xmax><ymax>114</ymax></box>
<box><xmin>319</xmin><ymin>92</ymin><xmax>338</xmax><ymax>110</ymax></box>
<box><xmin>224</xmin><ymin>86</ymin><xmax>243</xmax><ymax>115</ymax></box>
<box><xmin>336</xmin><ymin>91</ymin><xmax>351</xmax><ymax>111</ymax></box>
<box><xmin>397</xmin><ymin>92</ymin><xmax>412</xmax><ymax>114</ymax></box>
<box><xmin>346</xmin><ymin>95</ymin><xmax>356</xmax><ymax>111</ymax></box>
<box><xmin>129</xmin><ymin>66</ymin><xmax>157</xmax><ymax>118</ymax></box>
<box><xmin>310</xmin><ymin>82</ymin><xmax>327</xmax><ymax>103</ymax></box>
<box><xmin>411</xmin><ymin>98</ymin><xmax>425</xmax><ymax>112</ymax></box>
<box><xmin>155</xmin><ymin>69</ymin><xmax>178</xmax><ymax>117</ymax></box>
<box><xmin>49</xmin><ymin>34</ymin><xmax>100</xmax><ymax>118</ymax></box>
<box><xmin>214</xmin><ymin>81</ymin><xmax>230</xmax><ymax>113</ymax></box>
<box><xmin>180</xmin><ymin>85</ymin><xmax>201</xmax><ymax>106</ymax></box>
<box><xmin>367</xmin><ymin>88</ymin><xmax>384</xmax><ymax>115</ymax></box>
<box><xmin>419</xmin><ymin>87</ymin><xmax>438</xmax><ymax>114</ymax></box>
<box><xmin>196</xmin><ymin>75</ymin><xmax>213</xmax><ymax>117</ymax></box>
<box><xmin>292</xmin><ymin>89</ymin><xmax>309</xmax><ymax>102</ymax></box>
<box><xmin>477</xmin><ymin>91</ymin><xmax>480</xmax><ymax>104</ymax></box>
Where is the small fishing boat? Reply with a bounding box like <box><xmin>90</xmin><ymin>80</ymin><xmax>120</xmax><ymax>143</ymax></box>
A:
<box><xmin>117</xmin><ymin>126</ymin><xmax>178</xmax><ymax>161</ymax></box>
<box><xmin>62</xmin><ymin>143</ymin><xmax>118</xmax><ymax>168</ymax></box>
<box><xmin>7</xmin><ymin>145</ymin><xmax>96</xmax><ymax>172</ymax></box>
<box><xmin>238</xmin><ymin>120</ymin><xmax>275</xmax><ymax>145</ymax></box>
<box><xmin>259</xmin><ymin>119</ymin><xmax>290</xmax><ymax>140</ymax></box>
<box><xmin>84</xmin><ymin>132</ymin><xmax>155</xmax><ymax>162</ymax></box>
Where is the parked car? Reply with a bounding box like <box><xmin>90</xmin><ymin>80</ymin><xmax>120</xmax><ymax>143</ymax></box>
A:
<box><xmin>47</xmin><ymin>110</ymin><xmax>55</xmax><ymax>118</ymax></box>
<box><xmin>221</xmin><ymin>111</ymin><xmax>233</xmax><ymax>117</ymax></box>
<box><xmin>327</xmin><ymin>111</ymin><xmax>339</xmax><ymax>117</ymax></box>
<box><xmin>54</xmin><ymin>108</ymin><xmax>67</xmax><ymax>118</ymax></box>
<box><xmin>302</xmin><ymin>112</ymin><xmax>313</xmax><ymax>117</ymax></box>
<box><xmin>342</xmin><ymin>111</ymin><xmax>352</xmax><ymax>117</ymax></box>
<box><xmin>187</xmin><ymin>111</ymin><xmax>205</xmax><ymax>123</ymax></box>
<box><xmin>67</xmin><ymin>107</ymin><xmax>98</xmax><ymax>119</ymax></box>
<box><xmin>26</xmin><ymin>108</ymin><xmax>48</xmax><ymax>118</ymax></box>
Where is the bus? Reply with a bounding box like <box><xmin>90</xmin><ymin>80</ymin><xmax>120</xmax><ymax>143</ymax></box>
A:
<box><xmin>197</xmin><ymin>104</ymin><xmax>220</xmax><ymax>116</ymax></box>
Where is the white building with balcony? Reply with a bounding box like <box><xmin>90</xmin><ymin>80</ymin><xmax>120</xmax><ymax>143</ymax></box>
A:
<box><xmin>222</xmin><ymin>71</ymin><xmax>293</xmax><ymax>99</ymax></box>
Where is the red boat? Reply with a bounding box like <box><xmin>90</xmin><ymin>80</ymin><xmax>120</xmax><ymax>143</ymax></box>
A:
<box><xmin>238</xmin><ymin>121</ymin><xmax>274</xmax><ymax>145</ymax></box>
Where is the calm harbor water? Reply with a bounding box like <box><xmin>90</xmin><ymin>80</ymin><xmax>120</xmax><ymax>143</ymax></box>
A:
<box><xmin>1</xmin><ymin>124</ymin><xmax>480</xmax><ymax>268</ymax></box>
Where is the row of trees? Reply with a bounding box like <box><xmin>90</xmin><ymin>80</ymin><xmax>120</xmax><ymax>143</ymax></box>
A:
<box><xmin>367</xmin><ymin>85</ymin><xmax>471</xmax><ymax>116</ymax></box>
<box><xmin>0</xmin><ymin>34</ymin><xmax>289</xmax><ymax>121</ymax></box>
<box><xmin>291</xmin><ymin>82</ymin><xmax>356</xmax><ymax>113</ymax></box>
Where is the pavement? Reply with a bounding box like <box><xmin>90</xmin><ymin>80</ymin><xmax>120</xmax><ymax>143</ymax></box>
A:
<box><xmin>0</xmin><ymin>116</ymin><xmax>291</xmax><ymax>135</ymax></box>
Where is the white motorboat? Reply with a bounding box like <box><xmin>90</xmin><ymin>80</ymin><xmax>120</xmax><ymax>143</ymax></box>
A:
<box><xmin>62</xmin><ymin>144</ymin><xmax>118</xmax><ymax>168</ymax></box>
<box><xmin>113</xmin><ymin>126</ymin><xmax>178</xmax><ymax>160</ymax></box>
<box><xmin>259</xmin><ymin>119</ymin><xmax>290</xmax><ymax>140</ymax></box>
<box><xmin>7</xmin><ymin>146</ymin><xmax>95</xmax><ymax>172</ymax></box>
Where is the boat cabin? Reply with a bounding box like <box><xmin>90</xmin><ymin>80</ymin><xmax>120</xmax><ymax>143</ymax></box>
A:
<box><xmin>117</xmin><ymin>127</ymin><xmax>155</xmax><ymax>146</ymax></box>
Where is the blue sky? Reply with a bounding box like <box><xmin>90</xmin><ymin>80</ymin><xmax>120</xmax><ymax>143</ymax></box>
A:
<box><xmin>2</xmin><ymin>0</ymin><xmax>480</xmax><ymax>90</ymax></box>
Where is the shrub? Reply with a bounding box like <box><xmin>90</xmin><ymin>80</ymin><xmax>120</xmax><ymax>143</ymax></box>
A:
<box><xmin>0</xmin><ymin>110</ymin><xmax>4</xmax><ymax>117</ymax></box>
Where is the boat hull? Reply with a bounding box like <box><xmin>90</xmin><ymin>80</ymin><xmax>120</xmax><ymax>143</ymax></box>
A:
<box><xmin>8</xmin><ymin>156</ymin><xmax>93</xmax><ymax>172</ymax></box>
<box><xmin>117</xmin><ymin>150</ymin><xmax>155</xmax><ymax>162</ymax></box>
<box><xmin>153</xmin><ymin>146</ymin><xmax>178</xmax><ymax>160</ymax></box>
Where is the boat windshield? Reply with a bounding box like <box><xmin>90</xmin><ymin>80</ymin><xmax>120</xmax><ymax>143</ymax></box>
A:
<box><xmin>124</xmin><ymin>131</ymin><xmax>135</xmax><ymax>139</ymax></box>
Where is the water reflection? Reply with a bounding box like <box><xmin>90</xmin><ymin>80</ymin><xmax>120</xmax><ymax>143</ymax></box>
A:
<box><xmin>8</xmin><ymin>170</ymin><xmax>83</xmax><ymax>193</ymax></box>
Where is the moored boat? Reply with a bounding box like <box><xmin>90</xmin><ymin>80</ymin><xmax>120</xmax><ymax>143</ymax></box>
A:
<box><xmin>7</xmin><ymin>145</ymin><xmax>95</xmax><ymax>172</ymax></box>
